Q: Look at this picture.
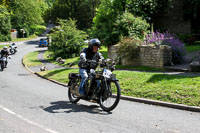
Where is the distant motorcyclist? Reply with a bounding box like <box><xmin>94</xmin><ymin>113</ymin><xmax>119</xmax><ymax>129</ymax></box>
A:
<box><xmin>9</xmin><ymin>43</ymin><xmax>17</xmax><ymax>54</ymax></box>
<box><xmin>78</xmin><ymin>38</ymin><xmax>104</xmax><ymax>96</ymax></box>
<box><xmin>0</xmin><ymin>46</ymin><xmax>9</xmax><ymax>67</ymax></box>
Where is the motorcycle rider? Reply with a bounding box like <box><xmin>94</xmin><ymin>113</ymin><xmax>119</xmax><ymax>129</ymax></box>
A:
<box><xmin>78</xmin><ymin>38</ymin><xmax>104</xmax><ymax>97</ymax></box>
<box><xmin>0</xmin><ymin>46</ymin><xmax>9</xmax><ymax>67</ymax></box>
<box><xmin>9</xmin><ymin>43</ymin><xmax>17</xmax><ymax>54</ymax></box>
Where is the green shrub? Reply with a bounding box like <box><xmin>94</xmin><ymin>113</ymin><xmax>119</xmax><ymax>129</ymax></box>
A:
<box><xmin>0</xmin><ymin>5</ymin><xmax>11</xmax><ymax>41</ymax></box>
<box><xmin>115</xmin><ymin>37</ymin><xmax>142</xmax><ymax>60</ymax></box>
<box><xmin>91</xmin><ymin>9</ymin><xmax>149</xmax><ymax>46</ymax></box>
<box><xmin>30</xmin><ymin>25</ymin><xmax>46</xmax><ymax>35</ymax></box>
<box><xmin>176</xmin><ymin>34</ymin><xmax>197</xmax><ymax>45</ymax></box>
<box><xmin>48</xmin><ymin>19</ymin><xmax>88</xmax><ymax>58</ymax></box>
<box><xmin>114</xmin><ymin>12</ymin><xmax>149</xmax><ymax>40</ymax></box>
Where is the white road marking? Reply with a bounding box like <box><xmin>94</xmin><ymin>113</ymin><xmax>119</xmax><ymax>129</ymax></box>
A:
<box><xmin>0</xmin><ymin>105</ymin><xmax>59</xmax><ymax>133</ymax></box>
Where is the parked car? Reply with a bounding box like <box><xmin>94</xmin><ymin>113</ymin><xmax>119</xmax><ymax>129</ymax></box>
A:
<box><xmin>39</xmin><ymin>38</ymin><xmax>48</xmax><ymax>47</ymax></box>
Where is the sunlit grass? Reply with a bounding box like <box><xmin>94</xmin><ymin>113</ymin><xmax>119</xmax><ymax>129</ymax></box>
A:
<box><xmin>24</xmin><ymin>47</ymin><xmax>200</xmax><ymax>106</ymax></box>
<box><xmin>185</xmin><ymin>41</ymin><xmax>200</xmax><ymax>52</ymax></box>
<box><xmin>38</xmin><ymin>68</ymin><xmax>200</xmax><ymax>106</ymax></box>
<box><xmin>0</xmin><ymin>45</ymin><xmax>9</xmax><ymax>50</ymax></box>
<box><xmin>23</xmin><ymin>51</ymin><xmax>42</xmax><ymax>67</ymax></box>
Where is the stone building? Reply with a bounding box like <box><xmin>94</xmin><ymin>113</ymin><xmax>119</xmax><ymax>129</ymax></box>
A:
<box><xmin>154</xmin><ymin>0</ymin><xmax>199</xmax><ymax>35</ymax></box>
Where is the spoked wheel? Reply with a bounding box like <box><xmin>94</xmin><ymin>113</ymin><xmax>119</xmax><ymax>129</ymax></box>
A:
<box><xmin>99</xmin><ymin>80</ymin><xmax>121</xmax><ymax>112</ymax></box>
<box><xmin>68</xmin><ymin>85</ymin><xmax>80</xmax><ymax>103</ymax></box>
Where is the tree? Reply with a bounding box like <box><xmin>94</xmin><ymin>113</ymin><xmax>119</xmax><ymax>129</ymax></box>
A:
<box><xmin>47</xmin><ymin>0</ymin><xmax>100</xmax><ymax>30</ymax></box>
<box><xmin>0</xmin><ymin>0</ymin><xmax>10</xmax><ymax>8</ymax></box>
<box><xmin>90</xmin><ymin>0</ymin><xmax>150</xmax><ymax>45</ymax></box>
<box><xmin>49</xmin><ymin>19</ymin><xmax>88</xmax><ymax>58</ymax></box>
<box><xmin>0</xmin><ymin>5</ymin><xmax>11</xmax><ymax>41</ymax></box>
<box><xmin>125</xmin><ymin>0</ymin><xmax>171</xmax><ymax>24</ymax></box>
<box><xmin>90</xmin><ymin>0</ymin><xmax>125</xmax><ymax>45</ymax></box>
<box><xmin>9</xmin><ymin>0</ymin><xmax>47</xmax><ymax>36</ymax></box>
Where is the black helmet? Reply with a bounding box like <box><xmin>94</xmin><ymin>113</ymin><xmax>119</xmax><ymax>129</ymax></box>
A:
<box><xmin>89</xmin><ymin>38</ymin><xmax>101</xmax><ymax>51</ymax></box>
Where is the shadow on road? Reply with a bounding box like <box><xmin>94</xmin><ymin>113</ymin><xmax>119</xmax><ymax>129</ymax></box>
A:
<box><xmin>25</xmin><ymin>40</ymin><xmax>39</xmax><ymax>45</ymax></box>
<box><xmin>43</xmin><ymin>101</ymin><xmax>112</xmax><ymax>115</ymax></box>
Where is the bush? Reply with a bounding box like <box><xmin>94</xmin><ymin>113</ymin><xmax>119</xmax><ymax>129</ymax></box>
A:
<box><xmin>176</xmin><ymin>34</ymin><xmax>195</xmax><ymax>45</ymax></box>
<box><xmin>114</xmin><ymin>12</ymin><xmax>149</xmax><ymax>40</ymax></box>
<box><xmin>0</xmin><ymin>5</ymin><xmax>11</xmax><ymax>41</ymax></box>
<box><xmin>90</xmin><ymin>0</ymin><xmax>149</xmax><ymax>46</ymax></box>
<box><xmin>145</xmin><ymin>31</ymin><xmax>186</xmax><ymax>64</ymax></box>
<box><xmin>115</xmin><ymin>37</ymin><xmax>143</xmax><ymax>60</ymax></box>
<box><xmin>30</xmin><ymin>25</ymin><xmax>46</xmax><ymax>35</ymax></box>
<box><xmin>48</xmin><ymin>19</ymin><xmax>88</xmax><ymax>58</ymax></box>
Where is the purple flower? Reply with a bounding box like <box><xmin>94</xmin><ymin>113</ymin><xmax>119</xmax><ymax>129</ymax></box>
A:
<box><xmin>144</xmin><ymin>31</ymin><xmax>186</xmax><ymax>64</ymax></box>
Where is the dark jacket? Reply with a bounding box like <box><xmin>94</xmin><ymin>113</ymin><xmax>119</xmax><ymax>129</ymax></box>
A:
<box><xmin>0</xmin><ymin>50</ymin><xmax>9</xmax><ymax>58</ymax></box>
<box><xmin>78</xmin><ymin>48</ymin><xmax>104</xmax><ymax>69</ymax></box>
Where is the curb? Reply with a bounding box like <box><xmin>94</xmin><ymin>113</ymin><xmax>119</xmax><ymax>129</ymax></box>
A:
<box><xmin>22</xmin><ymin>58</ymin><xmax>200</xmax><ymax>113</ymax></box>
<box><xmin>120</xmin><ymin>95</ymin><xmax>200</xmax><ymax>112</ymax></box>
<box><xmin>22</xmin><ymin>58</ymin><xmax>68</xmax><ymax>87</ymax></box>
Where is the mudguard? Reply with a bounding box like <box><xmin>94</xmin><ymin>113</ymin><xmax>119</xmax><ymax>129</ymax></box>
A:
<box><xmin>108</xmin><ymin>74</ymin><xmax>118</xmax><ymax>81</ymax></box>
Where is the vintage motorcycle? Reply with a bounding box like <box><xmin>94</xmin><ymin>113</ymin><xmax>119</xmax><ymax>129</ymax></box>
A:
<box><xmin>68</xmin><ymin>59</ymin><xmax>121</xmax><ymax>112</ymax></box>
<box><xmin>0</xmin><ymin>56</ymin><xmax>11</xmax><ymax>71</ymax></box>
<box><xmin>9</xmin><ymin>43</ymin><xmax>17</xmax><ymax>55</ymax></box>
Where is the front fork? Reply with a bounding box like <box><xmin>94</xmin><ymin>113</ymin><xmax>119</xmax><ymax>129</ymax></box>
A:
<box><xmin>97</xmin><ymin>78</ymin><xmax>111</xmax><ymax>100</ymax></box>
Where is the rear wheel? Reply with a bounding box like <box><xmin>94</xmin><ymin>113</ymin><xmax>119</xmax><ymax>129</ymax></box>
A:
<box><xmin>99</xmin><ymin>80</ymin><xmax>121</xmax><ymax>112</ymax></box>
<box><xmin>68</xmin><ymin>83</ymin><xmax>80</xmax><ymax>103</ymax></box>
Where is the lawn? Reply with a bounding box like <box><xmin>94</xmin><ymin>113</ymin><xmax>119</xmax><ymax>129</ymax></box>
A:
<box><xmin>38</xmin><ymin>68</ymin><xmax>200</xmax><ymax>106</ymax></box>
<box><xmin>185</xmin><ymin>41</ymin><xmax>200</xmax><ymax>52</ymax></box>
<box><xmin>25</xmin><ymin>48</ymin><xmax>200</xmax><ymax>107</ymax></box>
<box><xmin>23</xmin><ymin>51</ymin><xmax>42</xmax><ymax>66</ymax></box>
<box><xmin>0</xmin><ymin>45</ymin><xmax>9</xmax><ymax>49</ymax></box>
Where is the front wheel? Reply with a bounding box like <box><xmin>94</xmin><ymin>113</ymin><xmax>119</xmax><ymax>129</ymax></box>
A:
<box><xmin>99</xmin><ymin>80</ymin><xmax>121</xmax><ymax>112</ymax></box>
<box><xmin>68</xmin><ymin>83</ymin><xmax>80</xmax><ymax>103</ymax></box>
<box><xmin>1</xmin><ymin>61</ymin><xmax>4</xmax><ymax>71</ymax></box>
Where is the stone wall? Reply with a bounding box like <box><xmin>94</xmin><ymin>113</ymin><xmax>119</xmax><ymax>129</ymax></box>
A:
<box><xmin>10</xmin><ymin>29</ymin><xmax>18</xmax><ymax>39</ymax></box>
<box><xmin>108</xmin><ymin>45</ymin><xmax>172</xmax><ymax>68</ymax></box>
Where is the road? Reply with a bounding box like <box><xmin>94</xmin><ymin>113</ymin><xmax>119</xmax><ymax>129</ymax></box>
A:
<box><xmin>0</xmin><ymin>38</ymin><xmax>200</xmax><ymax>133</ymax></box>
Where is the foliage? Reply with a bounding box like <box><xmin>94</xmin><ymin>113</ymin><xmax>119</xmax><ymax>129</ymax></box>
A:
<box><xmin>145</xmin><ymin>32</ymin><xmax>186</xmax><ymax>64</ymax></box>
<box><xmin>30</xmin><ymin>25</ymin><xmax>46</xmax><ymax>36</ymax></box>
<box><xmin>115</xmin><ymin>37</ymin><xmax>142</xmax><ymax>60</ymax></box>
<box><xmin>0</xmin><ymin>5</ymin><xmax>11</xmax><ymax>41</ymax></box>
<box><xmin>90</xmin><ymin>0</ymin><xmax>124</xmax><ymax>45</ymax></box>
<box><xmin>9</xmin><ymin>0</ymin><xmax>47</xmax><ymax>37</ymax></box>
<box><xmin>46</xmin><ymin>0</ymin><xmax>100</xmax><ymax>30</ymax></box>
<box><xmin>176</xmin><ymin>34</ymin><xmax>195</xmax><ymax>44</ymax></box>
<box><xmin>126</xmin><ymin>0</ymin><xmax>172</xmax><ymax>23</ymax></box>
<box><xmin>48</xmin><ymin>19</ymin><xmax>88</xmax><ymax>58</ymax></box>
<box><xmin>114</xmin><ymin>12</ymin><xmax>149</xmax><ymax>40</ymax></box>
<box><xmin>91</xmin><ymin>0</ymin><xmax>149</xmax><ymax>46</ymax></box>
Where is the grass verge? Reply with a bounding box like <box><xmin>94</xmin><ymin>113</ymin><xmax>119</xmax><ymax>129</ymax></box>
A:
<box><xmin>38</xmin><ymin>68</ymin><xmax>200</xmax><ymax>106</ymax></box>
<box><xmin>185</xmin><ymin>41</ymin><xmax>200</xmax><ymax>52</ymax></box>
<box><xmin>0</xmin><ymin>45</ymin><xmax>9</xmax><ymax>49</ymax></box>
<box><xmin>12</xmin><ymin>34</ymin><xmax>38</xmax><ymax>42</ymax></box>
<box><xmin>24</xmin><ymin>48</ymin><xmax>200</xmax><ymax>106</ymax></box>
<box><xmin>23</xmin><ymin>51</ymin><xmax>42</xmax><ymax>67</ymax></box>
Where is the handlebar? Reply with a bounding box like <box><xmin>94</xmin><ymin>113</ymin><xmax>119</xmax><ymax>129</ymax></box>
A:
<box><xmin>87</xmin><ymin>59</ymin><xmax>116</xmax><ymax>71</ymax></box>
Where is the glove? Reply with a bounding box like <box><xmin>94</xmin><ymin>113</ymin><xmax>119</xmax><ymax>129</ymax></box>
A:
<box><xmin>80</xmin><ymin>54</ymin><xmax>86</xmax><ymax>62</ymax></box>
